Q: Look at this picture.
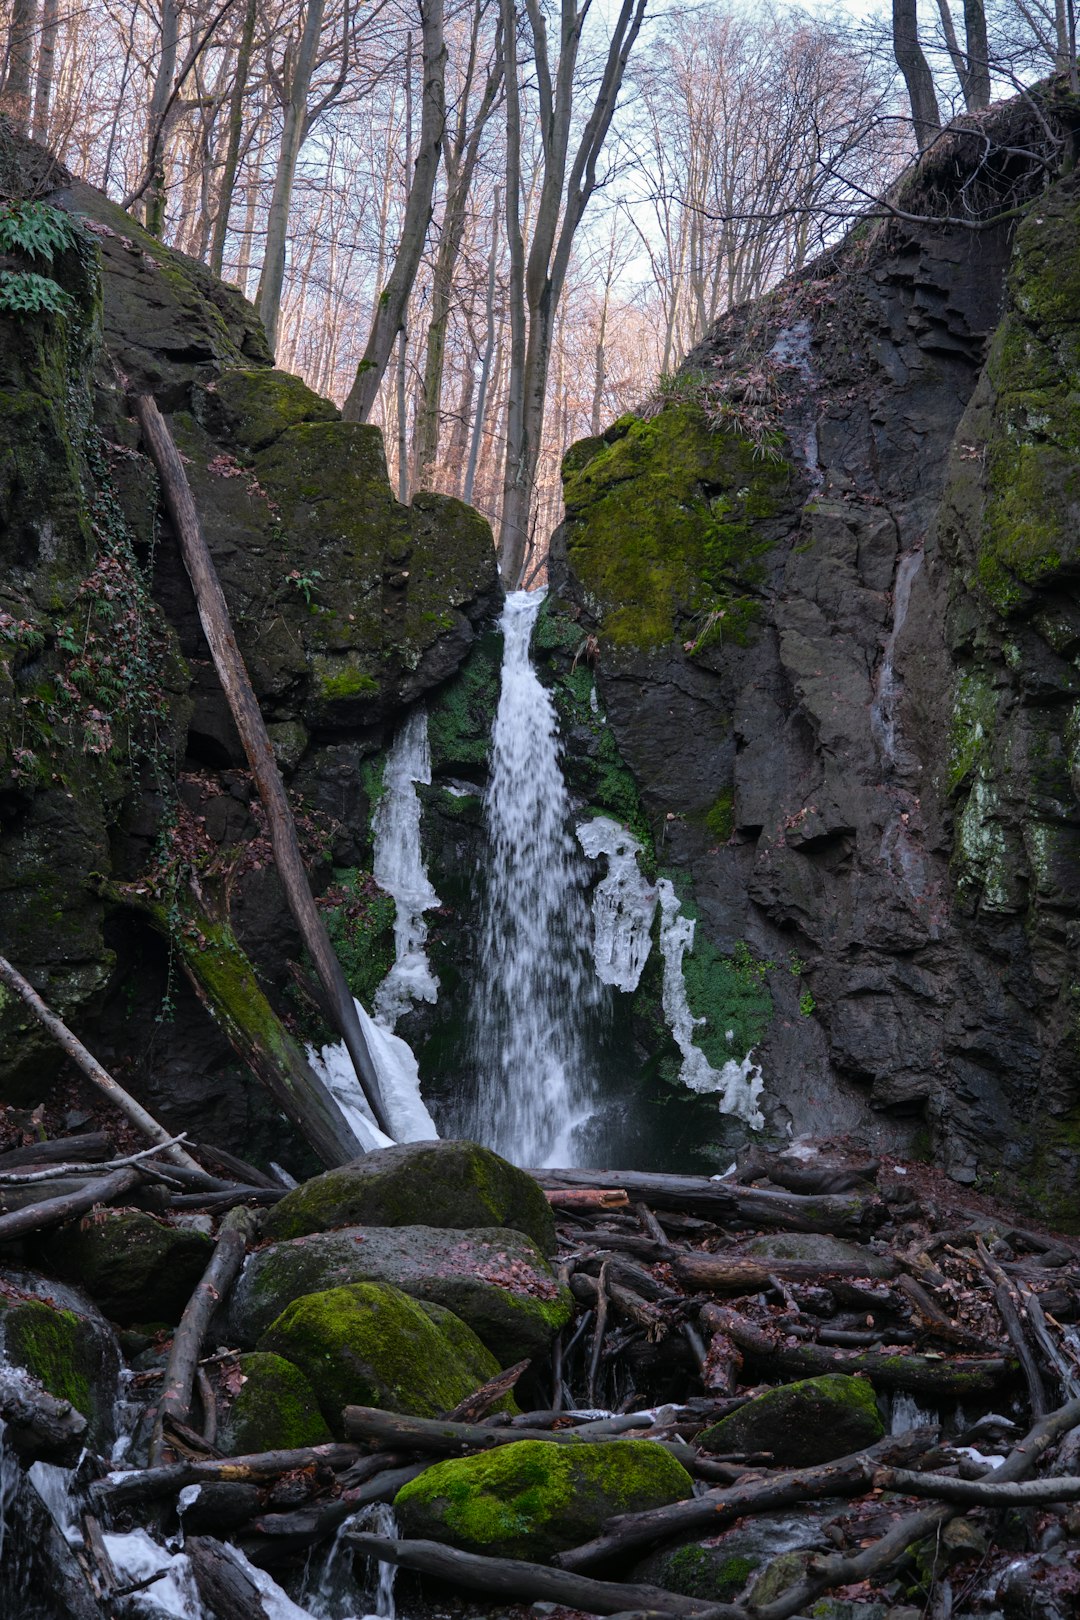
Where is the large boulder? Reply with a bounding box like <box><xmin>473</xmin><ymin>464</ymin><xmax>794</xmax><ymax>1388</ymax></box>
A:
<box><xmin>698</xmin><ymin>1373</ymin><xmax>883</xmax><ymax>1466</ymax></box>
<box><xmin>0</xmin><ymin>1270</ymin><xmax>121</xmax><ymax>1450</ymax></box>
<box><xmin>394</xmin><ymin>1438</ymin><xmax>694</xmax><ymax>1561</ymax></box>
<box><xmin>230</xmin><ymin>1225</ymin><xmax>572</xmax><ymax>1364</ymax></box>
<box><xmin>40</xmin><ymin>1210</ymin><xmax>213</xmax><ymax>1325</ymax></box>
<box><xmin>217</xmin><ymin>1351</ymin><xmax>331</xmax><ymax>1456</ymax></box>
<box><xmin>256</xmin><ymin>1283</ymin><xmax>504</xmax><ymax>1432</ymax></box>
<box><xmin>261</xmin><ymin>1139</ymin><xmax>556</xmax><ymax>1254</ymax></box>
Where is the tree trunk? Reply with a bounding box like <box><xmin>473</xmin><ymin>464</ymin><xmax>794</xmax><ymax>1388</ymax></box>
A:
<box><xmin>256</xmin><ymin>0</ymin><xmax>327</xmax><ymax>355</ymax></box>
<box><xmin>210</xmin><ymin>0</ymin><xmax>257</xmax><ymax>277</ymax></box>
<box><xmin>30</xmin><ymin>0</ymin><xmax>58</xmax><ymax>142</ymax></box>
<box><xmin>144</xmin><ymin>0</ymin><xmax>180</xmax><ymax>234</ymax></box>
<box><xmin>131</xmin><ymin>394</ymin><xmax>391</xmax><ymax>1141</ymax></box>
<box><xmin>343</xmin><ymin>0</ymin><xmax>447</xmax><ymax>422</ymax></box>
<box><xmin>463</xmin><ymin>185</ymin><xmax>500</xmax><ymax>507</ymax></box>
<box><xmin>892</xmin><ymin>0</ymin><xmax>940</xmax><ymax>150</ymax></box>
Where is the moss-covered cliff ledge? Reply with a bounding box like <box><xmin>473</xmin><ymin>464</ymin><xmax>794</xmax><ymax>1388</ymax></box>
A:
<box><xmin>560</xmin><ymin>403</ymin><xmax>791</xmax><ymax>651</ymax></box>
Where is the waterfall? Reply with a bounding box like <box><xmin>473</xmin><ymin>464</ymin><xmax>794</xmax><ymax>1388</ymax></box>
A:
<box><xmin>871</xmin><ymin>548</ymin><xmax>923</xmax><ymax>769</ymax></box>
<box><xmin>373</xmin><ymin>708</ymin><xmax>441</xmax><ymax>1028</ymax></box>
<box><xmin>464</xmin><ymin>589</ymin><xmax>600</xmax><ymax>1166</ymax></box>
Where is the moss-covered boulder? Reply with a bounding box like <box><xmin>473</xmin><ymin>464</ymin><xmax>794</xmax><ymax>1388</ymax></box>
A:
<box><xmin>256</xmin><ymin>1282</ymin><xmax>503</xmax><ymax>1432</ymax></box>
<box><xmin>261</xmin><ymin>1139</ymin><xmax>556</xmax><ymax>1253</ymax></box>
<box><xmin>561</xmin><ymin>403</ymin><xmax>789</xmax><ymax>650</ymax></box>
<box><xmin>0</xmin><ymin>1272</ymin><xmax>121</xmax><ymax>1450</ymax></box>
<box><xmin>230</xmin><ymin>1224</ymin><xmax>572</xmax><ymax>1364</ymax></box>
<box><xmin>631</xmin><ymin>1508</ymin><xmax>832</xmax><ymax>1603</ymax></box>
<box><xmin>698</xmin><ymin>1374</ymin><xmax>883</xmax><ymax>1466</ymax></box>
<box><xmin>394</xmin><ymin>1438</ymin><xmax>694</xmax><ymax>1561</ymax></box>
<box><xmin>218</xmin><ymin>1351</ymin><xmax>331</xmax><ymax>1455</ymax></box>
<box><xmin>40</xmin><ymin>1210</ymin><xmax>213</xmax><ymax>1325</ymax></box>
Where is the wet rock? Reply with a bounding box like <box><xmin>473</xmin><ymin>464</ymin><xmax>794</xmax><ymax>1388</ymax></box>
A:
<box><xmin>393</xmin><ymin>1437</ymin><xmax>693</xmax><ymax>1561</ymax></box>
<box><xmin>40</xmin><ymin>1210</ymin><xmax>213</xmax><ymax>1325</ymax></box>
<box><xmin>0</xmin><ymin>1268</ymin><xmax>121</xmax><ymax>1450</ymax></box>
<box><xmin>632</xmin><ymin>1507</ymin><xmax>835</xmax><ymax>1602</ymax></box>
<box><xmin>229</xmin><ymin>1224</ymin><xmax>572</xmax><ymax>1364</ymax></box>
<box><xmin>260</xmin><ymin>1139</ymin><xmax>556</xmax><ymax>1254</ymax></box>
<box><xmin>256</xmin><ymin>1282</ymin><xmax>503</xmax><ymax>1433</ymax></box>
<box><xmin>698</xmin><ymin>1372</ymin><xmax>883</xmax><ymax>1465</ymax></box>
<box><xmin>217</xmin><ymin>1351</ymin><xmax>331</xmax><ymax>1455</ymax></box>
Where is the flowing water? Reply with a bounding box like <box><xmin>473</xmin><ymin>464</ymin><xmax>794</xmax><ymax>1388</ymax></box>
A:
<box><xmin>462</xmin><ymin>589</ymin><xmax>600</xmax><ymax>1166</ymax></box>
<box><xmin>871</xmin><ymin>548</ymin><xmax>923</xmax><ymax>770</ymax></box>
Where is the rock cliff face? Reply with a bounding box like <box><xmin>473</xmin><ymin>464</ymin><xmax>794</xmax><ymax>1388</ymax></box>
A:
<box><xmin>553</xmin><ymin>124</ymin><xmax>1080</xmax><ymax>1221</ymax></box>
<box><xmin>0</xmin><ymin>129</ymin><xmax>499</xmax><ymax>1165</ymax></box>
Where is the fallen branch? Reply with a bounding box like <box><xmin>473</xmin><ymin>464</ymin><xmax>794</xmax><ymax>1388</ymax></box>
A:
<box><xmin>534</xmin><ymin>1168</ymin><xmax>884</xmax><ymax>1236</ymax></box>
<box><xmin>89</xmin><ymin>1442</ymin><xmax>361</xmax><ymax>1511</ymax></box>
<box><xmin>341</xmin><ymin>1406</ymin><xmax>697</xmax><ymax>1467</ymax></box>
<box><xmin>873</xmin><ymin>1467</ymin><xmax>1080</xmax><ymax>1503</ymax></box>
<box><xmin>345</xmin><ymin>1532</ymin><xmax>746</xmax><ymax>1618</ymax></box>
<box><xmin>445</xmin><ymin>1359</ymin><xmax>530</xmax><ymax>1423</ymax></box>
<box><xmin>131</xmin><ymin>392</ymin><xmax>390</xmax><ymax>1147</ymax></box>
<box><xmin>149</xmin><ymin>1206</ymin><xmax>259</xmax><ymax>1465</ymax></box>
<box><xmin>0</xmin><ymin>954</ymin><xmax>202</xmax><ymax>1172</ymax></box>
<box><xmin>0</xmin><ymin>1165</ymin><xmax>142</xmax><ymax>1244</ymax></box>
<box><xmin>547</xmin><ymin>1189</ymin><xmax>630</xmax><ymax>1211</ymax></box>
<box><xmin>675</xmin><ymin>1254</ymin><xmax>897</xmax><ymax>1293</ymax></box>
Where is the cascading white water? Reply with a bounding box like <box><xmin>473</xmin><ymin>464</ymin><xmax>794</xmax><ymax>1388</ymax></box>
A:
<box><xmin>871</xmin><ymin>548</ymin><xmax>923</xmax><ymax>769</ymax></box>
<box><xmin>464</xmin><ymin>589</ymin><xmax>600</xmax><ymax>1166</ymax></box>
<box><xmin>372</xmin><ymin>708</ymin><xmax>441</xmax><ymax>1028</ymax></box>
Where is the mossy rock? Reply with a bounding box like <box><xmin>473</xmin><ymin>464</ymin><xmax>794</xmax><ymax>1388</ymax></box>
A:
<box><xmin>230</xmin><ymin>1224</ymin><xmax>572</xmax><ymax>1365</ymax></box>
<box><xmin>746</xmin><ymin>1549</ymin><xmax>816</xmax><ymax>1608</ymax></box>
<box><xmin>261</xmin><ymin>1139</ymin><xmax>556</xmax><ymax>1253</ymax></box>
<box><xmin>257</xmin><ymin>1282</ymin><xmax>503</xmax><ymax>1433</ymax></box>
<box><xmin>218</xmin><ymin>1351</ymin><xmax>331</xmax><ymax>1455</ymax></box>
<box><xmin>698</xmin><ymin>1374</ymin><xmax>883</xmax><ymax>1466</ymax></box>
<box><xmin>40</xmin><ymin>1210</ymin><xmax>213</xmax><ymax>1325</ymax></box>
<box><xmin>209</xmin><ymin>367</ymin><xmax>339</xmax><ymax>451</ymax></box>
<box><xmin>0</xmin><ymin>1277</ymin><xmax>121</xmax><ymax>1450</ymax></box>
<box><xmin>394</xmin><ymin>1438</ymin><xmax>694</xmax><ymax>1561</ymax></box>
<box><xmin>562</xmin><ymin>402</ymin><xmax>790</xmax><ymax>649</ymax></box>
<box><xmin>632</xmin><ymin>1541</ymin><xmax>759</xmax><ymax>1602</ymax></box>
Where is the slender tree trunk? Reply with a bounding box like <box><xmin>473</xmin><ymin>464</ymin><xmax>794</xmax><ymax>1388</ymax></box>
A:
<box><xmin>343</xmin><ymin>0</ymin><xmax>447</xmax><ymax>422</ymax></box>
<box><xmin>210</xmin><ymin>0</ymin><xmax>257</xmax><ymax>277</ymax></box>
<box><xmin>464</xmin><ymin>184</ymin><xmax>500</xmax><ymax>508</ymax></box>
<box><xmin>256</xmin><ymin>0</ymin><xmax>327</xmax><ymax>355</ymax></box>
<box><xmin>963</xmin><ymin>0</ymin><xmax>991</xmax><ymax>108</ymax></box>
<box><xmin>145</xmin><ymin>0</ymin><xmax>181</xmax><ymax>235</ymax></box>
<box><xmin>2</xmin><ymin>0</ymin><xmax>38</xmax><ymax>133</ymax></box>
<box><xmin>31</xmin><ymin>0</ymin><xmax>58</xmax><ymax>142</ymax></box>
<box><xmin>892</xmin><ymin>0</ymin><xmax>940</xmax><ymax>150</ymax></box>
<box><xmin>396</xmin><ymin>325</ymin><xmax>409</xmax><ymax>502</ymax></box>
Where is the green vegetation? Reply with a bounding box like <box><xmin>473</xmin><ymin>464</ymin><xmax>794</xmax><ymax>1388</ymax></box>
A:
<box><xmin>0</xmin><ymin>202</ymin><xmax>83</xmax><ymax>321</ymax></box>
<box><xmin>676</xmin><ymin>912</ymin><xmax>774</xmax><ymax>1067</ymax></box>
<box><xmin>221</xmin><ymin>1352</ymin><xmax>332</xmax><ymax>1453</ymax></box>
<box><xmin>704</xmin><ymin>789</ymin><xmax>735</xmax><ymax>843</ymax></box>
<box><xmin>562</xmin><ymin>403</ymin><xmax>789</xmax><ymax>649</ymax></box>
<box><xmin>427</xmin><ymin>631</ymin><xmax>501</xmax><ymax>771</ymax></box>
<box><xmin>320</xmin><ymin>868</ymin><xmax>396</xmax><ymax>1006</ymax></box>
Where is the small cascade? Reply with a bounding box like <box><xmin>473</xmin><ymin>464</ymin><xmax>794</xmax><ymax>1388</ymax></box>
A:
<box><xmin>465</xmin><ymin>589</ymin><xmax>600</xmax><ymax>1166</ymax></box>
<box><xmin>657</xmin><ymin>881</ymin><xmax>765</xmax><ymax>1126</ymax></box>
<box><xmin>890</xmin><ymin>1391</ymin><xmax>938</xmax><ymax>1434</ymax></box>
<box><xmin>770</xmin><ymin>319</ymin><xmax>820</xmax><ymax>485</ymax></box>
<box><xmin>576</xmin><ymin>817</ymin><xmax>657</xmax><ymax>992</ymax></box>
<box><xmin>871</xmin><ymin>548</ymin><xmax>923</xmax><ymax>770</ymax></box>
<box><xmin>373</xmin><ymin>708</ymin><xmax>441</xmax><ymax>1028</ymax></box>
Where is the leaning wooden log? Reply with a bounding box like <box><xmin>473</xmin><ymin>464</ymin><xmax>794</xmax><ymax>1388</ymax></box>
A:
<box><xmin>131</xmin><ymin>392</ymin><xmax>391</xmax><ymax>1143</ymax></box>
<box><xmin>873</xmin><ymin>1467</ymin><xmax>1080</xmax><ymax>1503</ymax></box>
<box><xmin>340</xmin><ymin>1406</ymin><xmax>698</xmax><ymax>1467</ymax></box>
<box><xmin>0</xmin><ymin>953</ymin><xmax>203</xmax><ymax>1172</ymax></box>
<box><xmin>0</xmin><ymin>1164</ymin><xmax>142</xmax><ymax>1244</ymax></box>
<box><xmin>752</xmin><ymin>1392</ymin><xmax>1080</xmax><ymax>1620</ymax></box>
<box><xmin>697</xmin><ymin>1302</ymin><xmax>1013</xmax><ymax>1395</ymax></box>
<box><xmin>149</xmin><ymin>1206</ymin><xmax>259</xmax><ymax>1466</ymax></box>
<box><xmin>0</xmin><ymin>1364</ymin><xmax>89</xmax><ymax>1464</ymax></box>
<box><xmin>345</xmin><ymin>1532</ymin><xmax>747</xmax><ymax>1619</ymax></box>
<box><xmin>446</xmin><ymin>1358</ymin><xmax>530</xmax><ymax>1422</ymax></box>
<box><xmin>675</xmin><ymin>1252</ymin><xmax>897</xmax><ymax>1293</ymax></box>
<box><xmin>533</xmin><ymin>1168</ymin><xmax>884</xmax><ymax>1236</ymax></box>
<box><xmin>555</xmin><ymin>1430</ymin><xmax>937</xmax><ymax>1572</ymax></box>
<box><xmin>978</xmin><ymin>1237</ymin><xmax>1048</xmax><ymax>1417</ymax></box>
<box><xmin>186</xmin><ymin>1537</ymin><xmax>277</xmax><ymax>1620</ymax></box>
<box><xmin>89</xmin><ymin>1442</ymin><xmax>362</xmax><ymax>1511</ymax></box>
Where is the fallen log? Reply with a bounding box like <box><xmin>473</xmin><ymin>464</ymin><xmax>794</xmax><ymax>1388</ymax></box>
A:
<box><xmin>186</xmin><ymin>1537</ymin><xmax>276</xmax><ymax>1620</ymax></box>
<box><xmin>675</xmin><ymin>1253</ymin><xmax>897</xmax><ymax>1293</ymax></box>
<box><xmin>89</xmin><ymin>1442</ymin><xmax>361</xmax><ymax>1511</ymax></box>
<box><xmin>0</xmin><ymin>953</ymin><xmax>202</xmax><ymax>1173</ymax></box>
<box><xmin>873</xmin><ymin>1467</ymin><xmax>1080</xmax><ymax>1503</ymax></box>
<box><xmin>698</xmin><ymin>1302</ymin><xmax>1013</xmax><ymax>1395</ymax></box>
<box><xmin>250</xmin><ymin>1461</ymin><xmax>427</xmax><ymax>1544</ymax></box>
<box><xmin>132</xmin><ymin>392</ymin><xmax>390</xmax><ymax>1145</ymax></box>
<box><xmin>0</xmin><ymin>1132</ymin><xmax>114</xmax><ymax>1171</ymax></box>
<box><xmin>0</xmin><ymin>1165</ymin><xmax>142</xmax><ymax>1244</ymax></box>
<box><xmin>547</xmin><ymin>1189</ymin><xmax>630</xmax><ymax>1210</ymax></box>
<box><xmin>533</xmin><ymin>1168</ymin><xmax>884</xmax><ymax>1236</ymax></box>
<box><xmin>446</xmin><ymin>1359</ymin><xmax>530</xmax><ymax>1423</ymax></box>
<box><xmin>345</xmin><ymin>1532</ymin><xmax>747</xmax><ymax>1618</ymax></box>
<box><xmin>340</xmin><ymin>1406</ymin><xmax>698</xmax><ymax>1467</ymax></box>
<box><xmin>0</xmin><ymin>1364</ymin><xmax>89</xmax><ymax>1464</ymax></box>
<box><xmin>149</xmin><ymin>1206</ymin><xmax>259</xmax><ymax>1465</ymax></box>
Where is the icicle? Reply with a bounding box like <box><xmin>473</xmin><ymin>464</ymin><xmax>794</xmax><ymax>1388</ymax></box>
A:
<box><xmin>576</xmin><ymin>816</ymin><xmax>656</xmax><ymax>992</ymax></box>
<box><xmin>372</xmin><ymin>707</ymin><xmax>441</xmax><ymax>1028</ymax></box>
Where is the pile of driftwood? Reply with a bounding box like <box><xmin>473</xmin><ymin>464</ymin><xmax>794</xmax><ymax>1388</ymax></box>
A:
<box><xmin>7</xmin><ymin>1137</ymin><xmax>1080</xmax><ymax>1618</ymax></box>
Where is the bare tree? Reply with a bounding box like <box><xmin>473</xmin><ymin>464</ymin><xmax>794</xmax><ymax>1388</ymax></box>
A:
<box><xmin>893</xmin><ymin>0</ymin><xmax>942</xmax><ymax>147</ymax></box>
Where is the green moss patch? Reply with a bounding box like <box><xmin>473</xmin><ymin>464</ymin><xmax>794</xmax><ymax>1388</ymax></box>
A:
<box><xmin>563</xmin><ymin>403</ymin><xmax>789</xmax><ymax>649</ymax></box>
<box><xmin>698</xmin><ymin>1373</ymin><xmax>883</xmax><ymax>1466</ymax></box>
<box><xmin>257</xmin><ymin>1281</ymin><xmax>501</xmax><ymax>1432</ymax></box>
<box><xmin>394</xmin><ymin>1438</ymin><xmax>694</xmax><ymax>1561</ymax></box>
<box><xmin>41</xmin><ymin>1209</ymin><xmax>212</xmax><ymax>1326</ymax></box>
<box><xmin>219</xmin><ymin>1351</ymin><xmax>332</xmax><ymax>1454</ymax></box>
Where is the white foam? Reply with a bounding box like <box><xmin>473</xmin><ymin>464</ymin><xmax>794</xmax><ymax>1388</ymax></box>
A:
<box><xmin>656</xmin><ymin>880</ymin><xmax>765</xmax><ymax>1126</ymax></box>
<box><xmin>576</xmin><ymin>816</ymin><xmax>657</xmax><ymax>992</ymax></box>
<box><xmin>101</xmin><ymin>1529</ymin><xmax>204</xmax><ymax>1618</ymax></box>
<box><xmin>307</xmin><ymin>998</ymin><xmax>438</xmax><ymax>1151</ymax></box>
<box><xmin>372</xmin><ymin>707</ymin><xmax>441</xmax><ymax>1028</ymax></box>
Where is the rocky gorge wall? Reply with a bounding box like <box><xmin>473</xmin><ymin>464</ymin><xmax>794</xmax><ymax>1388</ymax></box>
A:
<box><xmin>552</xmin><ymin>118</ymin><xmax>1080</xmax><ymax>1223</ymax></box>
